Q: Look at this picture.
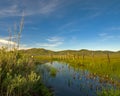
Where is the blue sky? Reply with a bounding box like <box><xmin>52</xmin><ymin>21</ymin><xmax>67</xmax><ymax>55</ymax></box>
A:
<box><xmin>0</xmin><ymin>0</ymin><xmax>120</xmax><ymax>51</ymax></box>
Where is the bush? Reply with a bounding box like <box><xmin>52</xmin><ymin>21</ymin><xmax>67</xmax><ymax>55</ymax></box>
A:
<box><xmin>0</xmin><ymin>48</ymin><xmax>52</xmax><ymax>96</ymax></box>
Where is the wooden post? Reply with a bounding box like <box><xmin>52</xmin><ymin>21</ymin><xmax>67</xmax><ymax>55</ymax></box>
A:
<box><xmin>92</xmin><ymin>51</ymin><xmax>94</xmax><ymax>64</ymax></box>
<box><xmin>82</xmin><ymin>51</ymin><xmax>85</xmax><ymax>64</ymax></box>
<box><xmin>107</xmin><ymin>52</ymin><xmax>110</xmax><ymax>64</ymax></box>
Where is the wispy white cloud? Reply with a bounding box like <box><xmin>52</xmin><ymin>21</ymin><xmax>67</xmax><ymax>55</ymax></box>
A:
<box><xmin>98</xmin><ymin>33</ymin><xmax>115</xmax><ymax>41</ymax></box>
<box><xmin>0</xmin><ymin>36</ymin><xmax>16</xmax><ymax>40</ymax></box>
<box><xmin>19</xmin><ymin>36</ymin><xmax>64</xmax><ymax>50</ymax></box>
<box><xmin>36</xmin><ymin>36</ymin><xmax>64</xmax><ymax>48</ymax></box>
<box><xmin>109</xmin><ymin>27</ymin><xmax>120</xmax><ymax>31</ymax></box>
<box><xmin>30</xmin><ymin>27</ymin><xmax>39</xmax><ymax>31</ymax></box>
<box><xmin>57</xmin><ymin>22</ymin><xmax>77</xmax><ymax>35</ymax></box>
<box><xmin>0</xmin><ymin>0</ymin><xmax>61</xmax><ymax>17</ymax></box>
<box><xmin>80</xmin><ymin>7</ymin><xmax>100</xmax><ymax>10</ymax></box>
<box><xmin>99</xmin><ymin>33</ymin><xmax>107</xmax><ymax>37</ymax></box>
<box><xmin>20</xmin><ymin>36</ymin><xmax>64</xmax><ymax>50</ymax></box>
<box><xmin>36</xmin><ymin>42</ymin><xmax>63</xmax><ymax>47</ymax></box>
<box><xmin>98</xmin><ymin>26</ymin><xmax>120</xmax><ymax>42</ymax></box>
<box><xmin>19</xmin><ymin>44</ymin><xmax>32</xmax><ymax>50</ymax></box>
<box><xmin>47</xmin><ymin>36</ymin><xmax>63</xmax><ymax>42</ymax></box>
<box><xmin>0</xmin><ymin>36</ymin><xmax>19</xmax><ymax>49</ymax></box>
<box><xmin>80</xmin><ymin>11</ymin><xmax>102</xmax><ymax>21</ymax></box>
<box><xmin>0</xmin><ymin>38</ymin><xmax>16</xmax><ymax>46</ymax></box>
<box><xmin>37</xmin><ymin>0</ymin><xmax>60</xmax><ymax>15</ymax></box>
<box><xmin>0</xmin><ymin>4</ymin><xmax>21</xmax><ymax>17</ymax></box>
<box><xmin>88</xmin><ymin>12</ymin><xmax>102</xmax><ymax>19</ymax></box>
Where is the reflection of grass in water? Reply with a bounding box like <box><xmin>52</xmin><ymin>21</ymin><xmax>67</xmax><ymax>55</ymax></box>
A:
<box><xmin>37</xmin><ymin>64</ymin><xmax>57</xmax><ymax>78</ymax></box>
<box><xmin>97</xmin><ymin>88</ymin><xmax>120</xmax><ymax>96</ymax></box>
<box><xmin>64</xmin><ymin>60</ymin><xmax>120</xmax><ymax>92</ymax></box>
<box><xmin>49</xmin><ymin>67</ymin><xmax>57</xmax><ymax>78</ymax></box>
<box><xmin>55</xmin><ymin>56</ymin><xmax>120</xmax><ymax>81</ymax></box>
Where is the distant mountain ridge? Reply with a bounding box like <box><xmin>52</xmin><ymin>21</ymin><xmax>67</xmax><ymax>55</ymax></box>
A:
<box><xmin>20</xmin><ymin>48</ymin><xmax>119</xmax><ymax>55</ymax></box>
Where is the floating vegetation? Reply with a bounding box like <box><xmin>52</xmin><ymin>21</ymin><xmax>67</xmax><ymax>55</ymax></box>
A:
<box><xmin>49</xmin><ymin>67</ymin><xmax>57</xmax><ymax>78</ymax></box>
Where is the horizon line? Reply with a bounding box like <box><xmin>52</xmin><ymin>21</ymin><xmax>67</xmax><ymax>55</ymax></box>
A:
<box><xmin>20</xmin><ymin>47</ymin><xmax>120</xmax><ymax>52</ymax></box>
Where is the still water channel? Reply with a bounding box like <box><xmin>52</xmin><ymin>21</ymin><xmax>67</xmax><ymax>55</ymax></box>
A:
<box><xmin>36</xmin><ymin>61</ymin><xmax>114</xmax><ymax>96</ymax></box>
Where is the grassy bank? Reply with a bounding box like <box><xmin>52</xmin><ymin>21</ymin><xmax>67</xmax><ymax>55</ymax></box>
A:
<box><xmin>0</xmin><ymin>47</ymin><xmax>52</xmax><ymax>96</ymax></box>
<box><xmin>0</xmin><ymin>16</ymin><xmax>53</xmax><ymax>96</ymax></box>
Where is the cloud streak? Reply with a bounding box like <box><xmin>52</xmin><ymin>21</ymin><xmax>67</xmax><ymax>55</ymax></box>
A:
<box><xmin>36</xmin><ymin>42</ymin><xmax>62</xmax><ymax>47</ymax></box>
<box><xmin>109</xmin><ymin>27</ymin><xmax>120</xmax><ymax>31</ymax></box>
<box><xmin>0</xmin><ymin>38</ymin><xmax>16</xmax><ymax>46</ymax></box>
<box><xmin>47</xmin><ymin>36</ymin><xmax>63</xmax><ymax>42</ymax></box>
<box><xmin>0</xmin><ymin>0</ymin><xmax>61</xmax><ymax>17</ymax></box>
<box><xmin>36</xmin><ymin>36</ymin><xmax>64</xmax><ymax>48</ymax></box>
<box><xmin>99</xmin><ymin>33</ymin><xmax>116</xmax><ymax>41</ymax></box>
<box><xmin>19</xmin><ymin>36</ymin><xmax>64</xmax><ymax>50</ymax></box>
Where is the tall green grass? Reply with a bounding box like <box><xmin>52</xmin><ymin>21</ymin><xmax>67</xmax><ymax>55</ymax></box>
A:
<box><xmin>50</xmin><ymin>53</ymin><xmax>120</xmax><ymax>80</ymax></box>
<box><xmin>0</xmin><ymin>16</ymin><xmax>52</xmax><ymax>96</ymax></box>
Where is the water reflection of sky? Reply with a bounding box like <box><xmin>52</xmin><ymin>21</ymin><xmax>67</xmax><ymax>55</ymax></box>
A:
<box><xmin>37</xmin><ymin>61</ymin><xmax>114</xmax><ymax>96</ymax></box>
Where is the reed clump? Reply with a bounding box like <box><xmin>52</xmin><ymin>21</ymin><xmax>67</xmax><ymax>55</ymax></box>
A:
<box><xmin>0</xmin><ymin>16</ymin><xmax>52</xmax><ymax>96</ymax></box>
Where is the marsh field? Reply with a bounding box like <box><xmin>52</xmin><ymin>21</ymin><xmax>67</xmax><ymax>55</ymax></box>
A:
<box><xmin>20</xmin><ymin>48</ymin><xmax>120</xmax><ymax>96</ymax></box>
<box><xmin>1</xmin><ymin>47</ymin><xmax>120</xmax><ymax>96</ymax></box>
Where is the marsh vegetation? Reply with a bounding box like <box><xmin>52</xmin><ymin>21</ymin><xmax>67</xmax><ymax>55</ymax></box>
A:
<box><xmin>23</xmin><ymin>49</ymin><xmax>120</xmax><ymax>96</ymax></box>
<box><xmin>0</xmin><ymin>17</ymin><xmax>52</xmax><ymax>96</ymax></box>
